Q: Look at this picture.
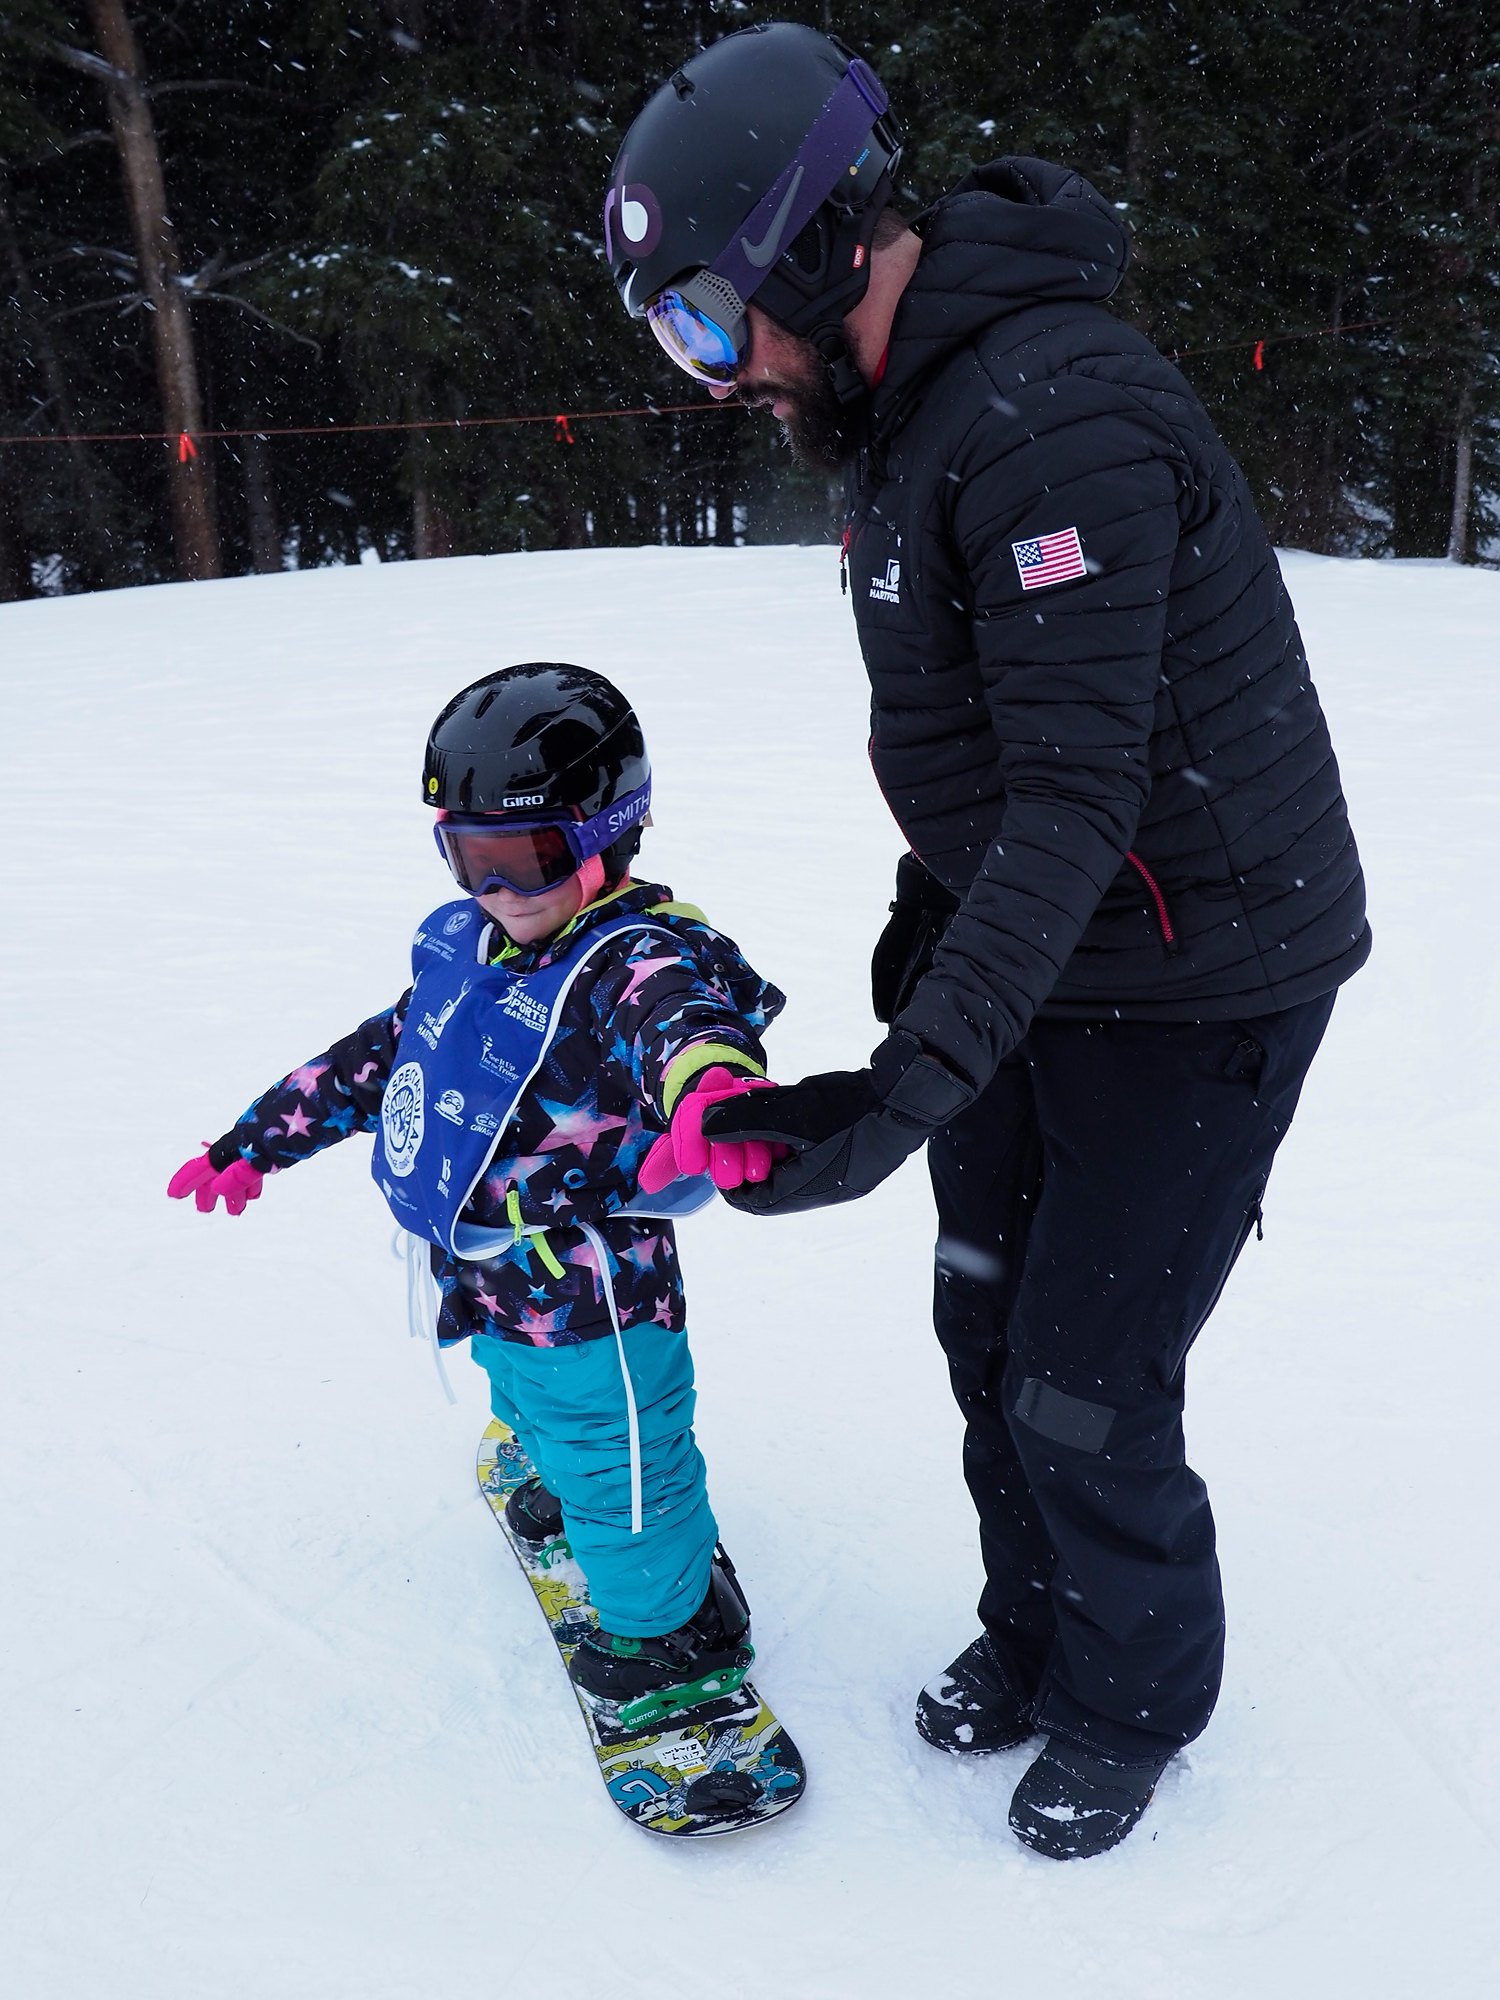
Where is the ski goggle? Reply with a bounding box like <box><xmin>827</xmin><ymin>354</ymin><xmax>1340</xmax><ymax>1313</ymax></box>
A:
<box><xmin>645</xmin><ymin>281</ymin><xmax>745</xmax><ymax>386</ymax></box>
<box><xmin>433</xmin><ymin>782</ymin><xmax>651</xmax><ymax>898</ymax></box>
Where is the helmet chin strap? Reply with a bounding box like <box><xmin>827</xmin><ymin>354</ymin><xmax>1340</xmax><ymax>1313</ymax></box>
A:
<box><xmin>811</xmin><ymin>322</ymin><xmax>869</xmax><ymax>406</ymax></box>
<box><xmin>759</xmin><ymin>188</ymin><xmax>895</xmax><ymax>409</ymax></box>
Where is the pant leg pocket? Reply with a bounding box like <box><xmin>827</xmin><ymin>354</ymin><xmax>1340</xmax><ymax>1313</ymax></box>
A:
<box><xmin>1223</xmin><ymin>1026</ymin><xmax>1267</xmax><ymax>1085</ymax></box>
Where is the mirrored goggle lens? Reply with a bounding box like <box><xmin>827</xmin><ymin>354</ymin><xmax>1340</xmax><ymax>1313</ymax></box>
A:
<box><xmin>436</xmin><ymin>818</ymin><xmax>579</xmax><ymax>896</ymax></box>
<box><xmin>646</xmin><ymin>290</ymin><xmax>740</xmax><ymax>384</ymax></box>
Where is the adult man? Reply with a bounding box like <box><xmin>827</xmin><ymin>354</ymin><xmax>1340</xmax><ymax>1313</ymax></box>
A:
<box><xmin>607</xmin><ymin>22</ymin><xmax>1369</xmax><ymax>1858</ymax></box>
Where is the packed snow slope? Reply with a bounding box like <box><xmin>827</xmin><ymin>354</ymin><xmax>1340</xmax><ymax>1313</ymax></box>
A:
<box><xmin>3</xmin><ymin>546</ymin><xmax>1498</xmax><ymax>2000</ymax></box>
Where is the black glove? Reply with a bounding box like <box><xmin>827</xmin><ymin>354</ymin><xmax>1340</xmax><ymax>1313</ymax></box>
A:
<box><xmin>871</xmin><ymin>852</ymin><xmax>960</xmax><ymax>1024</ymax></box>
<box><xmin>699</xmin><ymin>1030</ymin><xmax>974</xmax><ymax>1215</ymax></box>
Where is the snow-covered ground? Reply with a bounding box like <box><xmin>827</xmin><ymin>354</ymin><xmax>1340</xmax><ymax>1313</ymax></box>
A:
<box><xmin>2</xmin><ymin>545</ymin><xmax>1497</xmax><ymax>1999</ymax></box>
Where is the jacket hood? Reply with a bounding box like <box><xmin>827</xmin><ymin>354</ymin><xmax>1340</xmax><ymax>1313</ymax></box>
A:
<box><xmin>874</xmin><ymin>158</ymin><xmax>1130</xmax><ymax>421</ymax></box>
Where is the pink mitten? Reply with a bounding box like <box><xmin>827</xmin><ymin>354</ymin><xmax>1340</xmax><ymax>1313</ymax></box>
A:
<box><xmin>167</xmin><ymin>1147</ymin><xmax>266</xmax><ymax>1217</ymax></box>
<box><xmin>639</xmin><ymin>1067</ymin><xmax>779</xmax><ymax>1194</ymax></box>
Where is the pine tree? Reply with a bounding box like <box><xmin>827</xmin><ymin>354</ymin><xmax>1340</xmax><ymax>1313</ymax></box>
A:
<box><xmin>1</xmin><ymin>0</ymin><xmax>136</xmax><ymax>592</ymax></box>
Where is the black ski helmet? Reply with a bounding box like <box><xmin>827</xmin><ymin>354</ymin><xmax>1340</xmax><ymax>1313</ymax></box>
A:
<box><xmin>606</xmin><ymin>23</ymin><xmax>902</xmax><ymax>401</ymax></box>
<box><xmin>423</xmin><ymin>663</ymin><xmax>649</xmax><ymax>837</ymax></box>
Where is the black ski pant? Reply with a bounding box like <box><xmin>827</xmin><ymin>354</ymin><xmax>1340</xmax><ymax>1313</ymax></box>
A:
<box><xmin>927</xmin><ymin>994</ymin><xmax>1335</xmax><ymax>1764</ymax></box>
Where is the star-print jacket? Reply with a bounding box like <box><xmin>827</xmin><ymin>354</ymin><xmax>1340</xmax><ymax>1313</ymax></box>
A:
<box><xmin>206</xmin><ymin>881</ymin><xmax>784</xmax><ymax>1347</ymax></box>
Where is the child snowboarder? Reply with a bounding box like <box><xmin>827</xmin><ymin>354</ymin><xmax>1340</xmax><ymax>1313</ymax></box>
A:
<box><xmin>170</xmin><ymin>661</ymin><xmax>783</xmax><ymax>1721</ymax></box>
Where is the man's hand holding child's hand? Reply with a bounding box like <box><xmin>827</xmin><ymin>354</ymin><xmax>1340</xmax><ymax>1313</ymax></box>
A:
<box><xmin>639</xmin><ymin>1067</ymin><xmax>781</xmax><ymax>1194</ymax></box>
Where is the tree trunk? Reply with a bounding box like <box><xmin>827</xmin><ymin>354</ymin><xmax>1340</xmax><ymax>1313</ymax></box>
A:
<box><xmin>242</xmin><ymin>432</ymin><xmax>281</xmax><ymax>573</ymax></box>
<box><xmin>83</xmin><ymin>0</ymin><xmax>221</xmax><ymax>581</ymax></box>
<box><xmin>1126</xmin><ymin>99</ymin><xmax>1151</xmax><ymax>268</ymax></box>
<box><xmin>412</xmin><ymin>478</ymin><xmax>453</xmax><ymax>559</ymax></box>
<box><xmin>1311</xmin><ymin>280</ymin><xmax>1349</xmax><ymax>555</ymax></box>
<box><xmin>1447</xmin><ymin>115</ymin><xmax>1495</xmax><ymax>566</ymax></box>
<box><xmin>1447</xmin><ymin>384</ymin><xmax>1474</xmax><ymax>563</ymax></box>
<box><xmin>0</xmin><ymin>471</ymin><xmax>31</xmax><ymax>600</ymax></box>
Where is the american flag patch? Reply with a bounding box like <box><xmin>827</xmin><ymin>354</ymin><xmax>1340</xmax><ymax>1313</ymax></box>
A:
<box><xmin>1013</xmin><ymin>526</ymin><xmax>1087</xmax><ymax>590</ymax></box>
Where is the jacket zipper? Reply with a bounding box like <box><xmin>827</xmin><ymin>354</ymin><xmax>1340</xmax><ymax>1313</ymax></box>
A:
<box><xmin>1125</xmin><ymin>851</ymin><xmax>1179</xmax><ymax>955</ymax></box>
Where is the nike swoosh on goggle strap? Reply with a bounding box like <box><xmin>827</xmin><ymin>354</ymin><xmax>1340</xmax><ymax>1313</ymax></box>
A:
<box><xmin>740</xmin><ymin>165</ymin><xmax>805</xmax><ymax>269</ymax></box>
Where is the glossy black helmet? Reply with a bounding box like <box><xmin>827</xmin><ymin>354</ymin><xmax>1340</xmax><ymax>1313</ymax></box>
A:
<box><xmin>422</xmin><ymin>663</ymin><xmax>649</xmax><ymax>819</ymax></box>
<box><xmin>606</xmin><ymin>23</ymin><xmax>902</xmax><ymax>398</ymax></box>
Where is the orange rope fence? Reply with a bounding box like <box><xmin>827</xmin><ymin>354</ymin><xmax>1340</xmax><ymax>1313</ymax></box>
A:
<box><xmin>0</xmin><ymin>399</ymin><xmax>731</xmax><ymax>450</ymax></box>
<box><xmin>1164</xmin><ymin>317</ymin><xmax>1389</xmax><ymax>366</ymax></box>
<box><xmin>0</xmin><ymin>319</ymin><xmax>1398</xmax><ymax>451</ymax></box>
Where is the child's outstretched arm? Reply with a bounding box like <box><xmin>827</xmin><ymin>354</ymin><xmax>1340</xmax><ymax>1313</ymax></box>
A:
<box><xmin>168</xmin><ymin>991</ymin><xmax>411</xmax><ymax>1216</ymax></box>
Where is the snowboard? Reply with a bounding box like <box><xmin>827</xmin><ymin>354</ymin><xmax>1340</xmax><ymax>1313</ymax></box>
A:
<box><xmin>477</xmin><ymin>1417</ymin><xmax>806</xmax><ymax>1837</ymax></box>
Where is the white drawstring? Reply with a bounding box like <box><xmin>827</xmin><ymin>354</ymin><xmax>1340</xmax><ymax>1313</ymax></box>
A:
<box><xmin>395</xmin><ymin>1228</ymin><xmax>457</xmax><ymax>1404</ymax></box>
<box><xmin>579</xmin><ymin>1222</ymin><xmax>642</xmax><ymax>1536</ymax></box>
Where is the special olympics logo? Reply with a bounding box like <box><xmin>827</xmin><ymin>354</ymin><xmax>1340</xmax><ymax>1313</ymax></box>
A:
<box><xmin>382</xmin><ymin>1062</ymin><xmax>425</xmax><ymax>1178</ymax></box>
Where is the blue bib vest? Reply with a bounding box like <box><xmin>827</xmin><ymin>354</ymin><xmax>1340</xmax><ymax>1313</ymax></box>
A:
<box><xmin>373</xmin><ymin>899</ymin><xmax>712</xmax><ymax>1259</ymax></box>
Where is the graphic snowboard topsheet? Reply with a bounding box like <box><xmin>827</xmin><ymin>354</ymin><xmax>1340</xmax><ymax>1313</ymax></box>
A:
<box><xmin>477</xmin><ymin>1417</ymin><xmax>806</xmax><ymax>1837</ymax></box>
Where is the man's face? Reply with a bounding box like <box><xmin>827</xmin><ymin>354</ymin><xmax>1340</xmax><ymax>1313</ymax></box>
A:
<box><xmin>707</xmin><ymin>304</ymin><xmax>857</xmax><ymax>472</ymax></box>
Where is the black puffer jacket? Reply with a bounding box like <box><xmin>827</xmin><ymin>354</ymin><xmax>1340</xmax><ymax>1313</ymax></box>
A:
<box><xmin>849</xmin><ymin>157</ymin><xmax>1370</xmax><ymax>1091</ymax></box>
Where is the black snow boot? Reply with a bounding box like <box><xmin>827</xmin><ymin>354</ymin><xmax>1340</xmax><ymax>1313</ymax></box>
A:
<box><xmin>568</xmin><ymin>1547</ymin><xmax>754</xmax><ymax>1727</ymax></box>
<box><xmin>915</xmin><ymin>1633</ymin><xmax>1034</xmax><ymax>1754</ymax></box>
<box><xmin>1008</xmin><ymin>1735</ymin><xmax>1171</xmax><ymax>1859</ymax></box>
<box><xmin>504</xmin><ymin>1476</ymin><xmax>564</xmax><ymax>1545</ymax></box>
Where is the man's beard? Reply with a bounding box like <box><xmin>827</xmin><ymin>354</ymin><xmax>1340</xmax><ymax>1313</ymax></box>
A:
<box><xmin>742</xmin><ymin>339</ymin><xmax>859</xmax><ymax>472</ymax></box>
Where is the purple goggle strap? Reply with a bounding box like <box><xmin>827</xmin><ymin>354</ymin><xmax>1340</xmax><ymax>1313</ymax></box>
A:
<box><xmin>558</xmin><ymin>779</ymin><xmax>652</xmax><ymax>861</ymax></box>
<box><xmin>708</xmin><ymin>59</ymin><xmax>888</xmax><ymax>310</ymax></box>
<box><xmin>442</xmin><ymin>780</ymin><xmax>652</xmax><ymax>866</ymax></box>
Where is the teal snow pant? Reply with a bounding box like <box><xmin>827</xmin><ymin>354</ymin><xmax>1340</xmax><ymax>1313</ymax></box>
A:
<box><xmin>472</xmin><ymin>1324</ymin><xmax>717</xmax><ymax>1636</ymax></box>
